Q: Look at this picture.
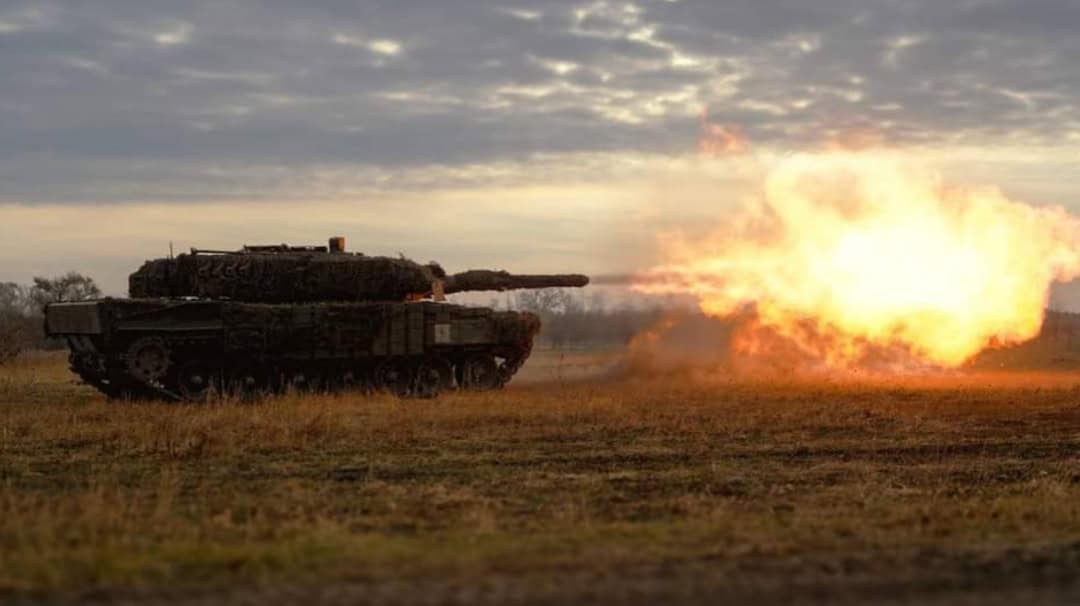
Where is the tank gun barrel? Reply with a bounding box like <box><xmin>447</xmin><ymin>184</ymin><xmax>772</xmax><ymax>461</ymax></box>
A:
<box><xmin>443</xmin><ymin>270</ymin><xmax>589</xmax><ymax>294</ymax></box>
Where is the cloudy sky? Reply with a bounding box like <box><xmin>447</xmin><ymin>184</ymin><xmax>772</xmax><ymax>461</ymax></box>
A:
<box><xmin>1</xmin><ymin>0</ymin><xmax>1079</xmax><ymax>295</ymax></box>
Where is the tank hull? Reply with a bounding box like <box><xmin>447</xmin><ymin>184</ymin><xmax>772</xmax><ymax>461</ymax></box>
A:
<box><xmin>45</xmin><ymin>298</ymin><xmax>539</xmax><ymax>400</ymax></box>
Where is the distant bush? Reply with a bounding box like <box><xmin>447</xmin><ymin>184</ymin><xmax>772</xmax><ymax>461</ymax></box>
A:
<box><xmin>0</xmin><ymin>273</ymin><xmax>101</xmax><ymax>364</ymax></box>
<box><xmin>0</xmin><ymin>309</ymin><xmax>36</xmax><ymax>364</ymax></box>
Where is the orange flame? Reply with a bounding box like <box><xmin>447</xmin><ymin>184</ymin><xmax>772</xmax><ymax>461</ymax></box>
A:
<box><xmin>635</xmin><ymin>151</ymin><xmax>1080</xmax><ymax>368</ymax></box>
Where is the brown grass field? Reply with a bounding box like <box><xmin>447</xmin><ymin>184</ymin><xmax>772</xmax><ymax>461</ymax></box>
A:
<box><xmin>1</xmin><ymin>350</ymin><xmax>1079</xmax><ymax>605</ymax></box>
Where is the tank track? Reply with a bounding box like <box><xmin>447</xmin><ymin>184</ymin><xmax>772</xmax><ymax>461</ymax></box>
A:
<box><xmin>67</xmin><ymin>338</ymin><xmax>534</xmax><ymax>402</ymax></box>
<box><xmin>68</xmin><ymin>351</ymin><xmax>164</xmax><ymax>400</ymax></box>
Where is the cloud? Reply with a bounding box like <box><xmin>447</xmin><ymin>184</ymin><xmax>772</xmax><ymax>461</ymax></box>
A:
<box><xmin>0</xmin><ymin>0</ymin><xmax>1076</xmax><ymax>203</ymax></box>
<box><xmin>332</xmin><ymin>33</ymin><xmax>403</xmax><ymax>57</ymax></box>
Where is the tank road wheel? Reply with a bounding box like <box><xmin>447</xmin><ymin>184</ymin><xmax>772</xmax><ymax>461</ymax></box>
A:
<box><xmin>174</xmin><ymin>361</ymin><xmax>221</xmax><ymax>402</ymax></box>
<box><xmin>286</xmin><ymin>370</ymin><xmax>330</xmax><ymax>394</ymax></box>
<box><xmin>336</xmin><ymin>368</ymin><xmax>373</xmax><ymax>394</ymax></box>
<box><xmin>285</xmin><ymin>372</ymin><xmax>311</xmax><ymax>393</ymax></box>
<box><xmin>457</xmin><ymin>355</ymin><xmax>501</xmax><ymax>391</ymax></box>
<box><xmin>413</xmin><ymin>358</ymin><xmax>453</xmax><ymax>399</ymax></box>
<box><xmin>225</xmin><ymin>366</ymin><xmax>269</xmax><ymax>401</ymax></box>
<box><xmin>125</xmin><ymin>337</ymin><xmax>172</xmax><ymax>387</ymax></box>
<box><xmin>374</xmin><ymin>361</ymin><xmax>413</xmax><ymax>398</ymax></box>
<box><xmin>338</xmin><ymin>369</ymin><xmax>362</xmax><ymax>392</ymax></box>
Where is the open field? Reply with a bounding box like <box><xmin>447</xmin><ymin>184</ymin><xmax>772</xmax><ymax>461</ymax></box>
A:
<box><xmin>1</xmin><ymin>350</ymin><xmax>1079</xmax><ymax>605</ymax></box>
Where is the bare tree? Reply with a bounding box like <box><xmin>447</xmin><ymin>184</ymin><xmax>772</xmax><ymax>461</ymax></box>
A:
<box><xmin>30</xmin><ymin>272</ymin><xmax>102</xmax><ymax>310</ymax></box>
<box><xmin>0</xmin><ymin>282</ymin><xmax>35</xmax><ymax>364</ymax></box>
<box><xmin>0</xmin><ymin>312</ymin><xmax>26</xmax><ymax>364</ymax></box>
<box><xmin>514</xmin><ymin>288</ymin><xmax>573</xmax><ymax>315</ymax></box>
<box><xmin>0</xmin><ymin>274</ymin><xmax>101</xmax><ymax>363</ymax></box>
<box><xmin>0</xmin><ymin>282</ymin><xmax>33</xmax><ymax>315</ymax></box>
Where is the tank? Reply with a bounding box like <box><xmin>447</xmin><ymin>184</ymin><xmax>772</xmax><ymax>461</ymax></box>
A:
<box><xmin>44</xmin><ymin>237</ymin><xmax>589</xmax><ymax>400</ymax></box>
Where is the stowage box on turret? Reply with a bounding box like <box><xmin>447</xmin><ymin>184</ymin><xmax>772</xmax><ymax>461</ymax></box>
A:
<box><xmin>44</xmin><ymin>237</ymin><xmax>589</xmax><ymax>400</ymax></box>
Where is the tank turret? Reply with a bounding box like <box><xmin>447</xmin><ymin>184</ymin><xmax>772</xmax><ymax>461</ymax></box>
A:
<box><xmin>129</xmin><ymin>237</ymin><xmax>589</xmax><ymax>303</ymax></box>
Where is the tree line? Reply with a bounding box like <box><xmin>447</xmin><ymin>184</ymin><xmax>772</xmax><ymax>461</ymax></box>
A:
<box><xmin>507</xmin><ymin>288</ymin><xmax>665</xmax><ymax>350</ymax></box>
<box><xmin>0</xmin><ymin>273</ymin><xmax>101</xmax><ymax>363</ymax></box>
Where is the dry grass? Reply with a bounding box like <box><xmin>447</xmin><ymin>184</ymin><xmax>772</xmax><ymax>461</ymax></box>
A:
<box><xmin>1</xmin><ymin>351</ymin><xmax>1079</xmax><ymax>604</ymax></box>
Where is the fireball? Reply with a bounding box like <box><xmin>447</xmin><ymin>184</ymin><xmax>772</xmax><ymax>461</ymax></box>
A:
<box><xmin>636</xmin><ymin>151</ymin><xmax>1080</xmax><ymax>368</ymax></box>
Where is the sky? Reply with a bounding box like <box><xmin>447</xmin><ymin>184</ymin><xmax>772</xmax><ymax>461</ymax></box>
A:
<box><xmin>1</xmin><ymin>0</ymin><xmax>1079</xmax><ymax>299</ymax></box>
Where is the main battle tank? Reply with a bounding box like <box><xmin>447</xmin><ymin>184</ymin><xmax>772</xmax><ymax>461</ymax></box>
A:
<box><xmin>44</xmin><ymin>237</ymin><xmax>589</xmax><ymax>400</ymax></box>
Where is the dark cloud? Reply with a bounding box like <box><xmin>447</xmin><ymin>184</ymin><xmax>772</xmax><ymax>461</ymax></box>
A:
<box><xmin>0</xmin><ymin>0</ymin><xmax>1077</xmax><ymax>202</ymax></box>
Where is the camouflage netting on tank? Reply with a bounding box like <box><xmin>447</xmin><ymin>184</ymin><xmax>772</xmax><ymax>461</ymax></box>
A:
<box><xmin>129</xmin><ymin>253</ymin><xmax>438</xmax><ymax>303</ymax></box>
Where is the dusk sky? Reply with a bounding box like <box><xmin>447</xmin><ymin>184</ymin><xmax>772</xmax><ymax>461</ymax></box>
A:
<box><xmin>2</xmin><ymin>0</ymin><xmax>1079</xmax><ymax>298</ymax></box>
